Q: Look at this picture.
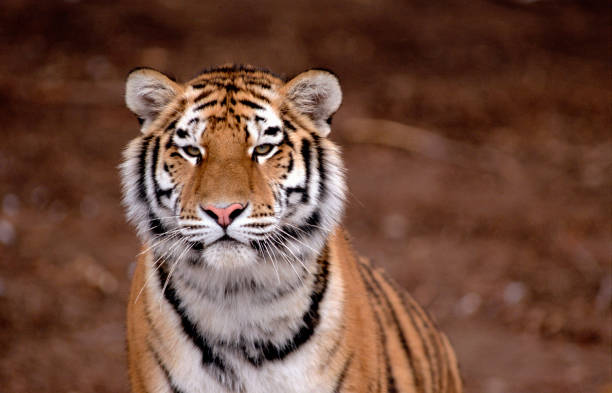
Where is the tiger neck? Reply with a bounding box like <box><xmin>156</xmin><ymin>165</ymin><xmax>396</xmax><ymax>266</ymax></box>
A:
<box><xmin>146</xmin><ymin>240</ymin><xmax>332</xmax><ymax>345</ymax></box>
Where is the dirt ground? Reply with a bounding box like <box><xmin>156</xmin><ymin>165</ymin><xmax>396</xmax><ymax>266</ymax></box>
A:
<box><xmin>0</xmin><ymin>0</ymin><xmax>610</xmax><ymax>392</ymax></box>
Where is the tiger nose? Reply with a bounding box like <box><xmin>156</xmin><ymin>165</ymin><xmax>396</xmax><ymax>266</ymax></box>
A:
<box><xmin>202</xmin><ymin>203</ymin><xmax>245</xmax><ymax>228</ymax></box>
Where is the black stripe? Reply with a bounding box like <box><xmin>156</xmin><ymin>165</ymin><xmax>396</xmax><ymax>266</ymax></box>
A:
<box><xmin>244</xmin><ymin>88</ymin><xmax>270</xmax><ymax>103</ymax></box>
<box><xmin>244</xmin><ymin>124</ymin><xmax>251</xmax><ymax>144</ymax></box>
<box><xmin>150</xmin><ymin>136</ymin><xmax>173</xmax><ymax>207</ymax></box>
<box><xmin>243</xmin><ymin>247</ymin><xmax>330</xmax><ymax>366</ymax></box>
<box><xmin>286</xmin><ymin>112</ymin><xmax>310</xmax><ymax>133</ymax></box>
<box><xmin>156</xmin><ymin>264</ymin><xmax>237</xmax><ymax>385</ymax></box>
<box><xmin>385</xmin><ymin>276</ymin><xmax>439</xmax><ymax>391</ymax></box>
<box><xmin>301</xmin><ymin>139</ymin><xmax>312</xmax><ymax>203</ymax></box>
<box><xmin>148</xmin><ymin>214</ymin><xmax>165</xmax><ymax>236</ymax></box>
<box><xmin>195</xmin><ymin>90</ymin><xmax>215</xmax><ymax>102</ymax></box>
<box><xmin>137</xmin><ymin>136</ymin><xmax>166</xmax><ymax>235</ymax></box>
<box><xmin>194</xmin><ymin>100</ymin><xmax>218</xmax><ymax>111</ymax></box>
<box><xmin>277</xmin><ymin>209</ymin><xmax>320</xmax><ymax>242</ymax></box>
<box><xmin>238</xmin><ymin>99</ymin><xmax>264</xmax><ymax>110</ymax></box>
<box><xmin>357</xmin><ymin>264</ymin><xmax>397</xmax><ymax>393</ymax></box>
<box><xmin>362</xmin><ymin>264</ymin><xmax>423</xmax><ymax>392</ymax></box>
<box><xmin>225</xmin><ymin>84</ymin><xmax>239</xmax><ymax>93</ymax></box>
<box><xmin>141</xmin><ymin>288</ymin><xmax>184</xmax><ymax>393</ymax></box>
<box><xmin>137</xmin><ymin>136</ymin><xmax>153</xmax><ymax>205</ymax></box>
<box><xmin>146</xmin><ymin>341</ymin><xmax>185</xmax><ymax>393</ymax></box>
<box><xmin>285</xmin><ymin>186</ymin><xmax>307</xmax><ymax>201</ymax></box>
<box><xmin>333</xmin><ymin>353</ymin><xmax>354</xmax><ymax>393</ymax></box>
<box><xmin>283</xmin><ymin>119</ymin><xmax>296</xmax><ymax>131</ymax></box>
<box><xmin>264</xmin><ymin>126</ymin><xmax>280</xmax><ymax>136</ymax></box>
<box><xmin>166</xmin><ymin>120</ymin><xmax>177</xmax><ymax>131</ymax></box>
<box><xmin>165</xmin><ymin>132</ymin><xmax>175</xmax><ymax>149</ymax></box>
<box><xmin>150</xmin><ymin>136</ymin><xmax>161</xmax><ymax>191</ymax></box>
<box><xmin>313</xmin><ymin>134</ymin><xmax>328</xmax><ymax>200</ymax></box>
<box><xmin>282</xmin><ymin>129</ymin><xmax>295</xmax><ymax>148</ymax></box>
<box><xmin>287</xmin><ymin>152</ymin><xmax>294</xmax><ymax>172</ymax></box>
<box><xmin>198</xmin><ymin>64</ymin><xmax>271</xmax><ymax>75</ymax></box>
<box><xmin>176</xmin><ymin>128</ymin><xmax>188</xmax><ymax>138</ymax></box>
<box><xmin>248</xmin><ymin>82</ymin><xmax>271</xmax><ymax>90</ymax></box>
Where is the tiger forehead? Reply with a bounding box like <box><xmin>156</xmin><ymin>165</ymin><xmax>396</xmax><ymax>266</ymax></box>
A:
<box><xmin>188</xmin><ymin>68</ymin><xmax>283</xmax><ymax>91</ymax></box>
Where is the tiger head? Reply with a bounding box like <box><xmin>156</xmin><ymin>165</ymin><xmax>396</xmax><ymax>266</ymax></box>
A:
<box><xmin>120</xmin><ymin>65</ymin><xmax>346</xmax><ymax>269</ymax></box>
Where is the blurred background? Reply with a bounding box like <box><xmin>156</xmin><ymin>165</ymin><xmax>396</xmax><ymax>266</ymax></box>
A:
<box><xmin>0</xmin><ymin>0</ymin><xmax>610</xmax><ymax>392</ymax></box>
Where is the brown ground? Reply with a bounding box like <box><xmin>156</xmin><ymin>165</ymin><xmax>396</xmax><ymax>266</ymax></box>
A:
<box><xmin>0</xmin><ymin>1</ymin><xmax>610</xmax><ymax>392</ymax></box>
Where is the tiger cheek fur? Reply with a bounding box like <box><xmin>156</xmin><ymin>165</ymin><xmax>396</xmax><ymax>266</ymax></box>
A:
<box><xmin>121</xmin><ymin>65</ymin><xmax>463</xmax><ymax>393</ymax></box>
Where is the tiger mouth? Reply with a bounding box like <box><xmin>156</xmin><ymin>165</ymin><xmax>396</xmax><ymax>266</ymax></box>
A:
<box><xmin>212</xmin><ymin>234</ymin><xmax>240</xmax><ymax>245</ymax></box>
<box><xmin>186</xmin><ymin>234</ymin><xmax>244</xmax><ymax>252</ymax></box>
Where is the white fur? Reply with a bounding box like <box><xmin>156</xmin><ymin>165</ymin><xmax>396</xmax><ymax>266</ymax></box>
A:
<box><xmin>285</xmin><ymin>71</ymin><xmax>342</xmax><ymax>137</ymax></box>
<box><xmin>125</xmin><ymin>68</ymin><xmax>179</xmax><ymax>130</ymax></box>
<box><xmin>122</xmin><ymin>71</ymin><xmax>349</xmax><ymax>392</ymax></box>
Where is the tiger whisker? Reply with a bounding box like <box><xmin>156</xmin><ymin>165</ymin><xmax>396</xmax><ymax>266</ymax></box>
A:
<box><xmin>269</xmin><ymin>228</ymin><xmax>312</xmax><ymax>276</ymax></box>
<box><xmin>134</xmin><ymin>232</ymin><xmax>185</xmax><ymax>303</ymax></box>
<box><xmin>138</xmin><ymin>229</ymin><xmax>184</xmax><ymax>256</ymax></box>
<box><xmin>268</xmin><ymin>235</ymin><xmax>305</xmax><ymax>286</ymax></box>
<box><xmin>158</xmin><ymin>237</ymin><xmax>193</xmax><ymax>311</ymax></box>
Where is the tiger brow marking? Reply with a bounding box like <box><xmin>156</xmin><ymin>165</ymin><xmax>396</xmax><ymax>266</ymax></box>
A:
<box><xmin>165</xmin><ymin>120</ymin><xmax>177</xmax><ymax>131</ymax></box>
<box><xmin>247</xmin><ymin>81</ymin><xmax>272</xmax><ymax>90</ymax></box>
<box><xmin>242</xmin><ymin>88</ymin><xmax>271</xmax><ymax>104</ymax></box>
<box><xmin>283</xmin><ymin>119</ymin><xmax>296</xmax><ymax>131</ymax></box>
<box><xmin>285</xmin><ymin>111</ymin><xmax>311</xmax><ymax>132</ymax></box>
<box><xmin>238</xmin><ymin>99</ymin><xmax>264</xmax><ymax>110</ymax></box>
<box><xmin>194</xmin><ymin>90</ymin><xmax>216</xmax><ymax>102</ymax></box>
<box><xmin>264</xmin><ymin>126</ymin><xmax>280</xmax><ymax>136</ymax></box>
<box><xmin>194</xmin><ymin>100</ymin><xmax>218</xmax><ymax>111</ymax></box>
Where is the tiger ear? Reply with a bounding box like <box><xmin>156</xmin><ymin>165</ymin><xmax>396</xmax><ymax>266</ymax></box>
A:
<box><xmin>284</xmin><ymin>69</ymin><xmax>342</xmax><ymax>137</ymax></box>
<box><xmin>125</xmin><ymin>67</ymin><xmax>181</xmax><ymax>131</ymax></box>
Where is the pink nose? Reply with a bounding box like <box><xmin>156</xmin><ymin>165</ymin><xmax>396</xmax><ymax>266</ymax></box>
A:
<box><xmin>202</xmin><ymin>203</ymin><xmax>245</xmax><ymax>228</ymax></box>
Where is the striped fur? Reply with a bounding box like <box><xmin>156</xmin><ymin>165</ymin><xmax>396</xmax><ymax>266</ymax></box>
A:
<box><xmin>121</xmin><ymin>65</ymin><xmax>462</xmax><ymax>393</ymax></box>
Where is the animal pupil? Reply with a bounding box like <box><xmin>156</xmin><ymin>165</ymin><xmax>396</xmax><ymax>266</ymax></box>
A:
<box><xmin>182</xmin><ymin>145</ymin><xmax>201</xmax><ymax>157</ymax></box>
<box><xmin>121</xmin><ymin>64</ymin><xmax>463</xmax><ymax>393</ymax></box>
<box><xmin>254</xmin><ymin>143</ymin><xmax>273</xmax><ymax>155</ymax></box>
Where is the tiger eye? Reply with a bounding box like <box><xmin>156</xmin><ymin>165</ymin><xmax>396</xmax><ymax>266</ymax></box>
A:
<box><xmin>254</xmin><ymin>144</ymin><xmax>273</xmax><ymax>156</ymax></box>
<box><xmin>182</xmin><ymin>146</ymin><xmax>201</xmax><ymax>158</ymax></box>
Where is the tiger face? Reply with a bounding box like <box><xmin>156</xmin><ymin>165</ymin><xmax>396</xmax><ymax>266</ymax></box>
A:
<box><xmin>121</xmin><ymin>66</ymin><xmax>346</xmax><ymax>269</ymax></box>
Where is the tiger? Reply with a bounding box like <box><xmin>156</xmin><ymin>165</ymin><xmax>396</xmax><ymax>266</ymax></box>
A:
<box><xmin>120</xmin><ymin>64</ymin><xmax>463</xmax><ymax>393</ymax></box>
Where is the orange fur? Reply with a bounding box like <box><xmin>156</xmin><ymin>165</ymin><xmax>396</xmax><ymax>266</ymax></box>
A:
<box><xmin>122</xmin><ymin>65</ymin><xmax>462</xmax><ymax>393</ymax></box>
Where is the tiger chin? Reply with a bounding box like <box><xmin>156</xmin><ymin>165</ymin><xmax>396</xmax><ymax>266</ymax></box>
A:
<box><xmin>120</xmin><ymin>64</ymin><xmax>463</xmax><ymax>393</ymax></box>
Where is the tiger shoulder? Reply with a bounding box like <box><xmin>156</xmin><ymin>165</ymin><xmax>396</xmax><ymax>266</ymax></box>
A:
<box><xmin>120</xmin><ymin>64</ymin><xmax>463</xmax><ymax>393</ymax></box>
